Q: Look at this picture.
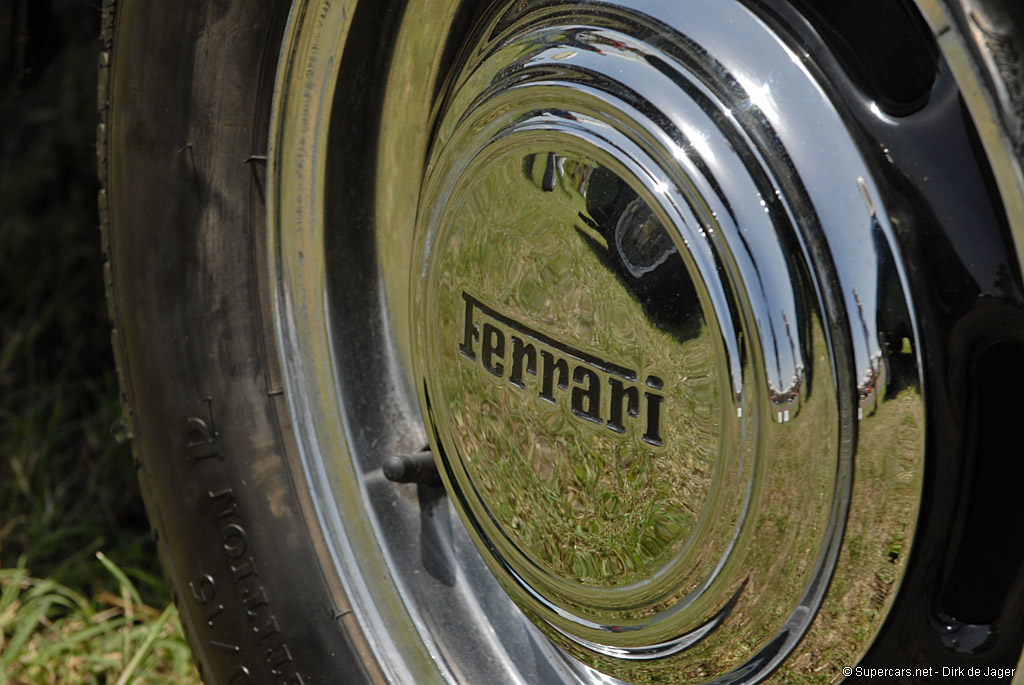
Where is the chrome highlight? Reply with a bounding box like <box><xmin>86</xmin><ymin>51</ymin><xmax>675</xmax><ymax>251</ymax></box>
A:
<box><xmin>411</xmin><ymin>1</ymin><xmax>925</xmax><ymax>681</ymax></box>
<box><xmin>268</xmin><ymin>0</ymin><xmax>936</xmax><ymax>683</ymax></box>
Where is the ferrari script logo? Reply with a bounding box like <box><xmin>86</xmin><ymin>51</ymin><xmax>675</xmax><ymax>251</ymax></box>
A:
<box><xmin>458</xmin><ymin>292</ymin><xmax>664</xmax><ymax>446</ymax></box>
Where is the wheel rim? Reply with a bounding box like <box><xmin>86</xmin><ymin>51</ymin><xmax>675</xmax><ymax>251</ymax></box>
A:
<box><xmin>412</xmin><ymin>1</ymin><xmax>924</xmax><ymax>679</ymax></box>
<box><xmin>262</xmin><ymin>1</ymin><xmax>1014</xmax><ymax>682</ymax></box>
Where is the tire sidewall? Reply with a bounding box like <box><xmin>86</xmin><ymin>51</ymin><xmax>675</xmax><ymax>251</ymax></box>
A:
<box><xmin>103</xmin><ymin>2</ymin><xmax>373</xmax><ymax>682</ymax></box>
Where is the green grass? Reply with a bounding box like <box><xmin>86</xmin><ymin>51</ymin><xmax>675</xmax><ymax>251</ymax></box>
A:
<box><xmin>0</xmin><ymin>2</ymin><xmax>198</xmax><ymax>682</ymax></box>
<box><xmin>0</xmin><ymin>553</ymin><xmax>196</xmax><ymax>684</ymax></box>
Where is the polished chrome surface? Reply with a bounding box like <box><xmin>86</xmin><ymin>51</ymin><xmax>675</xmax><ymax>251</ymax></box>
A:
<box><xmin>269</xmin><ymin>3</ymin><xmax>577</xmax><ymax>684</ymax></box>
<box><xmin>268</xmin><ymin>0</ymin><xmax>935</xmax><ymax>683</ymax></box>
<box><xmin>413</xmin><ymin>0</ymin><xmax>925</xmax><ymax>681</ymax></box>
<box><xmin>423</xmin><ymin>148</ymin><xmax>726</xmax><ymax>615</ymax></box>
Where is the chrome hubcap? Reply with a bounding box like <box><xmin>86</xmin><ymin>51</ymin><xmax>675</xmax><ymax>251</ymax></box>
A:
<box><xmin>413</xmin><ymin>1</ymin><xmax>923</xmax><ymax>680</ymax></box>
<box><xmin>269</xmin><ymin>0</ymin><xmax>939</xmax><ymax>682</ymax></box>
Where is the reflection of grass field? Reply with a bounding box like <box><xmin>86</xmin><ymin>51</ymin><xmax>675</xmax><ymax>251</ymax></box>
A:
<box><xmin>787</xmin><ymin>388</ymin><xmax>923</xmax><ymax>684</ymax></box>
<box><xmin>425</xmin><ymin>144</ymin><xmax>924</xmax><ymax>681</ymax></box>
<box><xmin>431</xmin><ymin>150</ymin><xmax>720</xmax><ymax>598</ymax></box>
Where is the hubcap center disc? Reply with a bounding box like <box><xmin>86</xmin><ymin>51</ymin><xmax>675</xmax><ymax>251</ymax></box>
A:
<box><xmin>408</xmin><ymin>0</ymin><xmax>924</xmax><ymax>679</ymax></box>
<box><xmin>425</xmin><ymin>143</ymin><xmax>721</xmax><ymax>605</ymax></box>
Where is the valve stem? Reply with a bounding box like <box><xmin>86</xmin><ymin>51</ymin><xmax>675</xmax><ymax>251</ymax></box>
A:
<box><xmin>383</xmin><ymin>449</ymin><xmax>441</xmax><ymax>486</ymax></box>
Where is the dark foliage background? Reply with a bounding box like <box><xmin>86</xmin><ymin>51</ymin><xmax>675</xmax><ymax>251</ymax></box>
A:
<box><xmin>0</xmin><ymin>0</ymin><xmax>162</xmax><ymax>600</ymax></box>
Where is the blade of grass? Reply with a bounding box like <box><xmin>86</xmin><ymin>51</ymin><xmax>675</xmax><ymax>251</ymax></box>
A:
<box><xmin>95</xmin><ymin>551</ymin><xmax>142</xmax><ymax>607</ymax></box>
<box><xmin>114</xmin><ymin>602</ymin><xmax>175</xmax><ymax>685</ymax></box>
<box><xmin>30</xmin><ymin>616</ymin><xmax>129</xmax><ymax>661</ymax></box>
<box><xmin>0</xmin><ymin>557</ymin><xmax>28</xmax><ymax>620</ymax></box>
<box><xmin>0</xmin><ymin>596</ymin><xmax>54</xmax><ymax>671</ymax></box>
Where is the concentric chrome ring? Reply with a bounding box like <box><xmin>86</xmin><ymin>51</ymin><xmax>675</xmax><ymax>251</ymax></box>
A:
<box><xmin>265</xmin><ymin>0</ymin><xmax>949</xmax><ymax>683</ymax></box>
<box><xmin>412</xmin><ymin>0</ymin><xmax>924</xmax><ymax>680</ymax></box>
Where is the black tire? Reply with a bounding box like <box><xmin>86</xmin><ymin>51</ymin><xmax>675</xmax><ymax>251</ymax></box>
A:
<box><xmin>99</xmin><ymin>3</ymin><xmax>380</xmax><ymax>682</ymax></box>
<box><xmin>100</xmin><ymin>0</ymin><xmax>1024</xmax><ymax>683</ymax></box>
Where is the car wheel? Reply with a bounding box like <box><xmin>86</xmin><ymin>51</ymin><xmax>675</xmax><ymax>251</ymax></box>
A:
<box><xmin>100</xmin><ymin>0</ymin><xmax>1024</xmax><ymax>682</ymax></box>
